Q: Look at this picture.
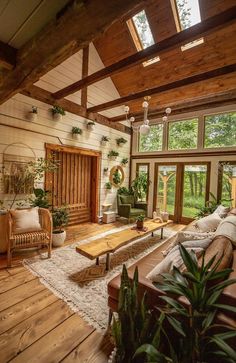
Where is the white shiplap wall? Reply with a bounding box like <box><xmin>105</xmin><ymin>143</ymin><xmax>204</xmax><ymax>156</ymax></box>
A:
<box><xmin>35</xmin><ymin>43</ymin><xmax>124</xmax><ymax>118</ymax></box>
<box><xmin>0</xmin><ymin>95</ymin><xmax>130</xmax><ymax>213</ymax></box>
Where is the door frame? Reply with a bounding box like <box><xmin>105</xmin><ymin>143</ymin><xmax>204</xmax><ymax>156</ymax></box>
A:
<box><xmin>45</xmin><ymin>143</ymin><xmax>101</xmax><ymax>223</ymax></box>
<box><xmin>153</xmin><ymin>161</ymin><xmax>211</xmax><ymax>224</ymax></box>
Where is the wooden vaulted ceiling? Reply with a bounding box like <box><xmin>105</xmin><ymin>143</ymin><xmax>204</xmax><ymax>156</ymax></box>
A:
<box><xmin>92</xmin><ymin>0</ymin><xmax>236</xmax><ymax>120</ymax></box>
<box><xmin>0</xmin><ymin>0</ymin><xmax>236</xmax><ymax>131</ymax></box>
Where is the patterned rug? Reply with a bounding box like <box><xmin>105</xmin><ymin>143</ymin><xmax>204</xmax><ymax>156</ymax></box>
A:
<box><xmin>24</xmin><ymin>225</ymin><xmax>175</xmax><ymax>331</ymax></box>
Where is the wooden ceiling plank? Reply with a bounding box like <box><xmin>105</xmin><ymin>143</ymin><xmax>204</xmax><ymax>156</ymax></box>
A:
<box><xmin>0</xmin><ymin>0</ymin><xmax>145</xmax><ymax>105</ymax></box>
<box><xmin>87</xmin><ymin>64</ymin><xmax>236</xmax><ymax>113</ymax></box>
<box><xmin>21</xmin><ymin>85</ymin><xmax>131</xmax><ymax>134</ymax></box>
<box><xmin>110</xmin><ymin>91</ymin><xmax>236</xmax><ymax>122</ymax></box>
<box><xmin>0</xmin><ymin>40</ymin><xmax>16</xmax><ymax>70</ymax></box>
<box><xmin>53</xmin><ymin>6</ymin><xmax>236</xmax><ymax>100</ymax></box>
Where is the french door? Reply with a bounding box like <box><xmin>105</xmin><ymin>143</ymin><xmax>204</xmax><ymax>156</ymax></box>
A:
<box><xmin>154</xmin><ymin>162</ymin><xmax>210</xmax><ymax>223</ymax></box>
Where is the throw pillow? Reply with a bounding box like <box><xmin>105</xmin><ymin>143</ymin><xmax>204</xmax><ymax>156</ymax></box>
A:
<box><xmin>195</xmin><ymin>213</ymin><xmax>222</xmax><ymax>232</ymax></box>
<box><xmin>162</xmin><ymin>231</ymin><xmax>214</xmax><ymax>256</ymax></box>
<box><xmin>214</xmin><ymin>215</ymin><xmax>236</xmax><ymax>245</ymax></box>
<box><xmin>10</xmin><ymin>207</ymin><xmax>41</xmax><ymax>234</ymax></box>
<box><xmin>213</xmin><ymin>205</ymin><xmax>230</xmax><ymax>218</ymax></box>
<box><xmin>120</xmin><ymin>195</ymin><xmax>134</xmax><ymax>207</ymax></box>
<box><xmin>147</xmin><ymin>246</ymin><xmax>203</xmax><ymax>282</ymax></box>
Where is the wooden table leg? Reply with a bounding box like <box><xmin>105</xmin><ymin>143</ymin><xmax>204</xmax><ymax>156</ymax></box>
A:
<box><xmin>161</xmin><ymin>228</ymin><xmax>164</xmax><ymax>239</ymax></box>
<box><xmin>96</xmin><ymin>257</ymin><xmax>99</xmax><ymax>265</ymax></box>
<box><xmin>106</xmin><ymin>253</ymin><xmax>110</xmax><ymax>271</ymax></box>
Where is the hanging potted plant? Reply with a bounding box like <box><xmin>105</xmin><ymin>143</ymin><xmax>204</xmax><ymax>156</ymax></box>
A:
<box><xmin>121</xmin><ymin>157</ymin><xmax>128</xmax><ymax>167</ymax></box>
<box><xmin>51</xmin><ymin>105</ymin><xmax>66</xmax><ymax>121</ymax></box>
<box><xmin>116</xmin><ymin>137</ymin><xmax>127</xmax><ymax>146</ymax></box>
<box><xmin>72</xmin><ymin>126</ymin><xmax>82</xmax><ymax>138</ymax></box>
<box><xmin>101</xmin><ymin>135</ymin><xmax>110</xmax><ymax>146</ymax></box>
<box><xmin>103</xmin><ymin>167</ymin><xmax>109</xmax><ymax>176</ymax></box>
<box><xmin>28</xmin><ymin>106</ymin><xmax>38</xmax><ymax>122</ymax></box>
<box><xmin>52</xmin><ymin>205</ymin><xmax>69</xmax><ymax>247</ymax></box>
<box><xmin>105</xmin><ymin>182</ymin><xmax>112</xmax><ymax>190</ymax></box>
<box><xmin>87</xmin><ymin>121</ymin><xmax>95</xmax><ymax>131</ymax></box>
<box><xmin>108</xmin><ymin>150</ymin><xmax>119</xmax><ymax>161</ymax></box>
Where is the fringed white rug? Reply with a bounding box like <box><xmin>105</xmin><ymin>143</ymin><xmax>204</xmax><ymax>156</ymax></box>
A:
<box><xmin>24</xmin><ymin>225</ymin><xmax>175</xmax><ymax>331</ymax></box>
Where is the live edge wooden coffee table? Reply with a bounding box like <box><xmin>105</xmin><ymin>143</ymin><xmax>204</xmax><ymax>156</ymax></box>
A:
<box><xmin>76</xmin><ymin>220</ymin><xmax>171</xmax><ymax>271</ymax></box>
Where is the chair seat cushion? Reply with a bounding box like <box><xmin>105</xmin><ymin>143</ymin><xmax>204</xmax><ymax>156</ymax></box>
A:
<box><xmin>13</xmin><ymin>230</ymin><xmax>49</xmax><ymax>246</ymax></box>
<box><xmin>10</xmin><ymin>207</ymin><xmax>41</xmax><ymax>234</ymax></box>
<box><xmin>130</xmin><ymin>208</ymin><xmax>146</xmax><ymax>216</ymax></box>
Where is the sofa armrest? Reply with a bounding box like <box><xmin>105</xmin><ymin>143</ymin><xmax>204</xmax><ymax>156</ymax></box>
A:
<box><xmin>118</xmin><ymin>204</ymin><xmax>131</xmax><ymax>218</ymax></box>
<box><xmin>135</xmin><ymin>202</ymin><xmax>147</xmax><ymax>211</ymax></box>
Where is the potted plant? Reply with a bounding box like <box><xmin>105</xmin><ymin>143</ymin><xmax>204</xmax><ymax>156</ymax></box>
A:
<box><xmin>72</xmin><ymin>126</ymin><xmax>82</xmax><ymax>138</ymax></box>
<box><xmin>103</xmin><ymin>167</ymin><xmax>109</xmax><ymax>175</ymax></box>
<box><xmin>101</xmin><ymin>135</ymin><xmax>110</xmax><ymax>146</ymax></box>
<box><xmin>105</xmin><ymin>182</ymin><xmax>112</xmax><ymax>190</ymax></box>
<box><xmin>108</xmin><ymin>150</ymin><xmax>119</xmax><ymax>161</ymax></box>
<box><xmin>121</xmin><ymin>157</ymin><xmax>128</xmax><ymax>166</ymax></box>
<box><xmin>116</xmin><ymin>137</ymin><xmax>127</xmax><ymax>146</ymax></box>
<box><xmin>51</xmin><ymin>105</ymin><xmax>65</xmax><ymax>121</ymax></box>
<box><xmin>131</xmin><ymin>172</ymin><xmax>150</xmax><ymax>202</ymax></box>
<box><xmin>87</xmin><ymin>121</ymin><xmax>95</xmax><ymax>131</ymax></box>
<box><xmin>136</xmin><ymin>214</ymin><xmax>145</xmax><ymax>230</ymax></box>
<box><xmin>28</xmin><ymin>106</ymin><xmax>38</xmax><ymax>121</ymax></box>
<box><xmin>52</xmin><ymin>206</ymin><xmax>69</xmax><ymax>247</ymax></box>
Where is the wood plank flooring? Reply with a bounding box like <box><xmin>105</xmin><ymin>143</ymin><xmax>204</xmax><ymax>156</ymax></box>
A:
<box><xmin>0</xmin><ymin>221</ymin><xmax>184</xmax><ymax>363</ymax></box>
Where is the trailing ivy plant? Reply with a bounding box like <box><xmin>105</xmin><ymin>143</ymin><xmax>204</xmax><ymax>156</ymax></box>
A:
<box><xmin>105</xmin><ymin>182</ymin><xmax>112</xmax><ymax>190</ymax></box>
<box><xmin>108</xmin><ymin>150</ymin><xmax>119</xmax><ymax>158</ymax></box>
<box><xmin>121</xmin><ymin>157</ymin><xmax>128</xmax><ymax>166</ymax></box>
<box><xmin>101</xmin><ymin>135</ymin><xmax>110</xmax><ymax>142</ymax></box>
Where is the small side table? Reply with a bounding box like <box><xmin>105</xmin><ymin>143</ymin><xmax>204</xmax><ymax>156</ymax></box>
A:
<box><xmin>103</xmin><ymin>211</ymin><xmax>116</xmax><ymax>224</ymax></box>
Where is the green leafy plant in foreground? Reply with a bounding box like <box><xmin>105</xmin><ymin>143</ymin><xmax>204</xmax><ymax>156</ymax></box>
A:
<box><xmin>112</xmin><ymin>266</ymin><xmax>167</xmax><ymax>363</ymax></box>
<box><xmin>137</xmin><ymin>245</ymin><xmax>236</xmax><ymax>363</ymax></box>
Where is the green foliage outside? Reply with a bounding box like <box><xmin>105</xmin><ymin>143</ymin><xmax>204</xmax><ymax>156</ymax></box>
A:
<box><xmin>168</xmin><ymin>119</ymin><xmax>198</xmax><ymax>150</ymax></box>
<box><xmin>132</xmin><ymin>10</ymin><xmax>154</xmax><ymax>49</ymax></box>
<box><xmin>139</xmin><ymin>124</ymin><xmax>163</xmax><ymax>152</ymax></box>
<box><xmin>176</xmin><ymin>0</ymin><xmax>191</xmax><ymax>30</ymax></box>
<box><xmin>204</xmin><ymin>112</ymin><xmax>236</xmax><ymax>148</ymax></box>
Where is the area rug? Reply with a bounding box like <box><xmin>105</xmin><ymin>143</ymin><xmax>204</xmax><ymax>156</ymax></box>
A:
<box><xmin>24</xmin><ymin>225</ymin><xmax>176</xmax><ymax>331</ymax></box>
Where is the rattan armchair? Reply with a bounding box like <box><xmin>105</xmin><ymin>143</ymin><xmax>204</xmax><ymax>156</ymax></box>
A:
<box><xmin>7</xmin><ymin>208</ymin><xmax>52</xmax><ymax>267</ymax></box>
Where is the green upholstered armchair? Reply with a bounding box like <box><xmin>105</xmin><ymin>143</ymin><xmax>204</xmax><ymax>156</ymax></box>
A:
<box><xmin>117</xmin><ymin>194</ymin><xmax>147</xmax><ymax>221</ymax></box>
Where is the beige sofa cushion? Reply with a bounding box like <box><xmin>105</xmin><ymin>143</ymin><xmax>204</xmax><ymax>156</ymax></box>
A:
<box><xmin>195</xmin><ymin>213</ymin><xmax>222</xmax><ymax>232</ymax></box>
<box><xmin>214</xmin><ymin>215</ymin><xmax>236</xmax><ymax>246</ymax></box>
<box><xmin>10</xmin><ymin>207</ymin><xmax>41</xmax><ymax>234</ymax></box>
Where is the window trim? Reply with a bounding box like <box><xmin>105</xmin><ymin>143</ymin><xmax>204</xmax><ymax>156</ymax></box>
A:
<box><xmin>203</xmin><ymin>110</ymin><xmax>236</xmax><ymax>150</ymax></box>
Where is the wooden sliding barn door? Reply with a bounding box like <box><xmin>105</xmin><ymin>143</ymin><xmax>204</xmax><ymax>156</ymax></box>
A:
<box><xmin>45</xmin><ymin>144</ymin><xmax>100</xmax><ymax>225</ymax></box>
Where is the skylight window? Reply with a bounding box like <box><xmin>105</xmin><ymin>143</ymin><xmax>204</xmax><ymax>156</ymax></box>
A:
<box><xmin>127</xmin><ymin>10</ymin><xmax>160</xmax><ymax>66</ymax></box>
<box><xmin>174</xmin><ymin>0</ymin><xmax>204</xmax><ymax>51</ymax></box>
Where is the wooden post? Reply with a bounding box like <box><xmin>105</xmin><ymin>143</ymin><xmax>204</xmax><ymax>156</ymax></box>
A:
<box><xmin>81</xmin><ymin>46</ymin><xmax>89</xmax><ymax>108</ymax></box>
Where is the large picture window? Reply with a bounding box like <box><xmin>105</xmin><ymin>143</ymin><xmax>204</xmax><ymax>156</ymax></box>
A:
<box><xmin>139</xmin><ymin>124</ymin><xmax>163</xmax><ymax>152</ymax></box>
<box><xmin>204</xmin><ymin>112</ymin><xmax>236</xmax><ymax>148</ymax></box>
<box><xmin>168</xmin><ymin>118</ymin><xmax>198</xmax><ymax>150</ymax></box>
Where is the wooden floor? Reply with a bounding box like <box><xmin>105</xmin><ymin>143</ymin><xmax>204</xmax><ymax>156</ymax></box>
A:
<box><xmin>0</xmin><ymin>221</ymin><xmax>184</xmax><ymax>363</ymax></box>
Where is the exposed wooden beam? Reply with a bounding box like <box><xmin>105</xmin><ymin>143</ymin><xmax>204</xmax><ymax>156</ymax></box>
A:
<box><xmin>0</xmin><ymin>0</ymin><xmax>145</xmax><ymax>105</ymax></box>
<box><xmin>110</xmin><ymin>91</ymin><xmax>236</xmax><ymax>122</ymax></box>
<box><xmin>21</xmin><ymin>85</ymin><xmax>131</xmax><ymax>134</ymax></box>
<box><xmin>81</xmin><ymin>46</ymin><xmax>89</xmax><ymax>108</ymax></box>
<box><xmin>0</xmin><ymin>41</ymin><xmax>16</xmax><ymax>70</ymax></box>
<box><xmin>53</xmin><ymin>6</ymin><xmax>236</xmax><ymax>100</ymax></box>
<box><xmin>87</xmin><ymin>64</ymin><xmax>236</xmax><ymax>113</ymax></box>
